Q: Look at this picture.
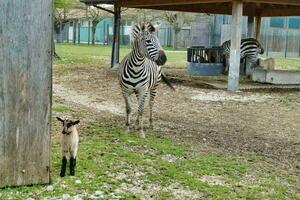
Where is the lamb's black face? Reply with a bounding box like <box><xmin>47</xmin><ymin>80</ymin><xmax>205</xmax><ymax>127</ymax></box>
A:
<box><xmin>56</xmin><ymin>117</ymin><xmax>80</xmax><ymax>135</ymax></box>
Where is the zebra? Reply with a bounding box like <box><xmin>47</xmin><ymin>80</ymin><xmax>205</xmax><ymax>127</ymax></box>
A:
<box><xmin>222</xmin><ymin>38</ymin><xmax>264</xmax><ymax>73</ymax></box>
<box><xmin>119</xmin><ymin>22</ymin><xmax>174</xmax><ymax>138</ymax></box>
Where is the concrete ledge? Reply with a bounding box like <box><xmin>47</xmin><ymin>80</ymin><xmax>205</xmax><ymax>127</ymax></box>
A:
<box><xmin>252</xmin><ymin>68</ymin><xmax>300</xmax><ymax>85</ymax></box>
<box><xmin>187</xmin><ymin>63</ymin><xmax>224</xmax><ymax>76</ymax></box>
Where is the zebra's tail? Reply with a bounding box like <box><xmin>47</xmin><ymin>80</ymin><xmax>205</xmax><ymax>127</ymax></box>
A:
<box><xmin>161</xmin><ymin>72</ymin><xmax>175</xmax><ymax>91</ymax></box>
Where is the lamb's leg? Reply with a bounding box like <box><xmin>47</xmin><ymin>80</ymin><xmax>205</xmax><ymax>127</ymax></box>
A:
<box><xmin>60</xmin><ymin>156</ymin><xmax>67</xmax><ymax>177</ymax></box>
<box><xmin>70</xmin><ymin>157</ymin><xmax>76</xmax><ymax>176</ymax></box>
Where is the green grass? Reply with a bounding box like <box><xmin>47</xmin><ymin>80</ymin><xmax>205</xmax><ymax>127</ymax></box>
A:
<box><xmin>55</xmin><ymin>43</ymin><xmax>187</xmax><ymax>68</ymax></box>
<box><xmin>52</xmin><ymin>105</ymin><xmax>71</xmax><ymax>112</ymax></box>
<box><xmin>55</xmin><ymin>43</ymin><xmax>300</xmax><ymax>70</ymax></box>
<box><xmin>1</xmin><ymin>44</ymin><xmax>299</xmax><ymax>199</ymax></box>
<box><xmin>1</xmin><ymin>121</ymin><xmax>299</xmax><ymax>199</ymax></box>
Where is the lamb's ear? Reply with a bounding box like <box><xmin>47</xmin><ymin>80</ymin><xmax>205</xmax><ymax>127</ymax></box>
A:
<box><xmin>56</xmin><ymin>117</ymin><xmax>64</xmax><ymax>122</ymax></box>
<box><xmin>73</xmin><ymin>120</ymin><xmax>80</xmax><ymax>125</ymax></box>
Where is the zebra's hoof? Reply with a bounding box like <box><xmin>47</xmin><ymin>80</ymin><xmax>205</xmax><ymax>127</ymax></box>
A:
<box><xmin>139</xmin><ymin>131</ymin><xmax>145</xmax><ymax>138</ymax></box>
<box><xmin>125</xmin><ymin>127</ymin><xmax>130</xmax><ymax>134</ymax></box>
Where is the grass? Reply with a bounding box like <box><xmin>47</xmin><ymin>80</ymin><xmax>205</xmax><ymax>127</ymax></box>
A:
<box><xmin>1</xmin><ymin>44</ymin><xmax>299</xmax><ymax>199</ymax></box>
<box><xmin>55</xmin><ymin>43</ymin><xmax>187</xmax><ymax>68</ymax></box>
<box><xmin>1</xmin><ymin>119</ymin><xmax>299</xmax><ymax>199</ymax></box>
<box><xmin>55</xmin><ymin>43</ymin><xmax>300</xmax><ymax>70</ymax></box>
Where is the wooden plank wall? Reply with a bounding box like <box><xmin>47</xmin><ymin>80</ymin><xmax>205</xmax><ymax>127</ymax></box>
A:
<box><xmin>0</xmin><ymin>0</ymin><xmax>52</xmax><ymax>187</ymax></box>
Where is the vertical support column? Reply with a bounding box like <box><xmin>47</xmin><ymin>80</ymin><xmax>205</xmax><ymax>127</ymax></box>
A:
<box><xmin>247</xmin><ymin>4</ymin><xmax>255</xmax><ymax>37</ymax></box>
<box><xmin>228</xmin><ymin>0</ymin><xmax>243</xmax><ymax>92</ymax></box>
<box><xmin>88</xmin><ymin>20</ymin><xmax>91</xmax><ymax>45</ymax></box>
<box><xmin>255</xmin><ymin>16</ymin><xmax>261</xmax><ymax>41</ymax></box>
<box><xmin>78</xmin><ymin>20</ymin><xmax>81</xmax><ymax>44</ymax></box>
<box><xmin>0</xmin><ymin>0</ymin><xmax>52</xmax><ymax>187</ymax></box>
<box><xmin>248</xmin><ymin>16</ymin><xmax>254</xmax><ymax>38</ymax></box>
<box><xmin>73</xmin><ymin>20</ymin><xmax>77</xmax><ymax>44</ymax></box>
<box><xmin>111</xmin><ymin>4</ymin><xmax>121</xmax><ymax>68</ymax></box>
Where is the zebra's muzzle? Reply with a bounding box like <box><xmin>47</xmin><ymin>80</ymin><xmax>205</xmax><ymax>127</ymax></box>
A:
<box><xmin>155</xmin><ymin>50</ymin><xmax>167</xmax><ymax>66</ymax></box>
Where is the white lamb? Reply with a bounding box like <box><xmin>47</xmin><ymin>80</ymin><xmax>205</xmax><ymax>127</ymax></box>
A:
<box><xmin>56</xmin><ymin>117</ymin><xmax>80</xmax><ymax>177</ymax></box>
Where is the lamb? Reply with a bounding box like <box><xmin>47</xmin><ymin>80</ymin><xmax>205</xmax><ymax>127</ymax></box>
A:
<box><xmin>56</xmin><ymin>117</ymin><xmax>80</xmax><ymax>177</ymax></box>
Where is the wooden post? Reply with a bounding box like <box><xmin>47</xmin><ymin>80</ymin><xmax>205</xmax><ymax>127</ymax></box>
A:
<box><xmin>248</xmin><ymin>16</ymin><xmax>254</xmax><ymax>38</ymax></box>
<box><xmin>0</xmin><ymin>0</ymin><xmax>52</xmax><ymax>187</ymax></box>
<box><xmin>111</xmin><ymin>4</ymin><xmax>121</xmax><ymax>68</ymax></box>
<box><xmin>228</xmin><ymin>0</ymin><xmax>243</xmax><ymax>92</ymax></box>
<box><xmin>73</xmin><ymin>20</ymin><xmax>77</xmax><ymax>44</ymax></box>
<box><xmin>255</xmin><ymin>16</ymin><xmax>261</xmax><ymax>41</ymax></box>
<box><xmin>78</xmin><ymin>20</ymin><xmax>81</xmax><ymax>44</ymax></box>
<box><xmin>247</xmin><ymin>4</ymin><xmax>255</xmax><ymax>38</ymax></box>
<box><xmin>88</xmin><ymin>20</ymin><xmax>91</xmax><ymax>45</ymax></box>
<box><xmin>284</xmin><ymin>17</ymin><xmax>289</xmax><ymax>58</ymax></box>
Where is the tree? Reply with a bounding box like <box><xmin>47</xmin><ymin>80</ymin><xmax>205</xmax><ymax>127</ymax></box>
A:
<box><xmin>87</xmin><ymin>6</ymin><xmax>109</xmax><ymax>45</ymax></box>
<box><xmin>163</xmin><ymin>11</ymin><xmax>195</xmax><ymax>50</ymax></box>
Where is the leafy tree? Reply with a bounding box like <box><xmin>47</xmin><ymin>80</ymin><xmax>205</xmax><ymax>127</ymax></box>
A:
<box><xmin>86</xmin><ymin>6</ymin><xmax>110</xmax><ymax>45</ymax></box>
<box><xmin>163</xmin><ymin>11</ymin><xmax>195</xmax><ymax>50</ymax></box>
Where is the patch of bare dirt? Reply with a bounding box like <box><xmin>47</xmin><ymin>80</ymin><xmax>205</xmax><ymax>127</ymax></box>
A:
<box><xmin>53</xmin><ymin>64</ymin><xmax>300</xmax><ymax>175</ymax></box>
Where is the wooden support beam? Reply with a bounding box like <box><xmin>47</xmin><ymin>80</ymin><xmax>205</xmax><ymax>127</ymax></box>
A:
<box><xmin>120</xmin><ymin>0</ymin><xmax>231</xmax><ymax>7</ymax></box>
<box><xmin>247</xmin><ymin>0</ymin><xmax>300</xmax><ymax>6</ymax></box>
<box><xmin>228</xmin><ymin>0</ymin><xmax>243</xmax><ymax>92</ymax></box>
<box><xmin>255</xmin><ymin>16</ymin><xmax>261</xmax><ymax>41</ymax></box>
<box><xmin>78</xmin><ymin>20</ymin><xmax>81</xmax><ymax>44</ymax></box>
<box><xmin>247</xmin><ymin>3</ymin><xmax>255</xmax><ymax>37</ymax></box>
<box><xmin>248</xmin><ymin>16</ymin><xmax>255</xmax><ymax>37</ymax></box>
<box><xmin>73</xmin><ymin>20</ymin><xmax>77</xmax><ymax>44</ymax></box>
<box><xmin>0</xmin><ymin>0</ymin><xmax>52</xmax><ymax>187</ymax></box>
<box><xmin>88</xmin><ymin>20</ymin><xmax>91</xmax><ymax>45</ymax></box>
<box><xmin>111</xmin><ymin>4</ymin><xmax>121</xmax><ymax>68</ymax></box>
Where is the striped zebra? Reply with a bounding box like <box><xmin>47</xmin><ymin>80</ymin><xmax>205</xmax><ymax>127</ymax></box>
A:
<box><xmin>119</xmin><ymin>23</ymin><xmax>174</xmax><ymax>138</ymax></box>
<box><xmin>222</xmin><ymin>38</ymin><xmax>264</xmax><ymax>73</ymax></box>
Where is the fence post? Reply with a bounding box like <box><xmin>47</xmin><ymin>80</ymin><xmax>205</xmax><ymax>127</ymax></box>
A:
<box><xmin>111</xmin><ymin>4</ymin><xmax>121</xmax><ymax>68</ymax></box>
<box><xmin>228</xmin><ymin>0</ymin><xmax>243</xmax><ymax>92</ymax></box>
<box><xmin>0</xmin><ymin>0</ymin><xmax>52</xmax><ymax>187</ymax></box>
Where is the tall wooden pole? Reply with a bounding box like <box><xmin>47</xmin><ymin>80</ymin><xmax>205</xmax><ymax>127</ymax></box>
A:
<box><xmin>78</xmin><ymin>20</ymin><xmax>81</xmax><ymax>44</ymax></box>
<box><xmin>111</xmin><ymin>4</ymin><xmax>121</xmax><ymax>68</ymax></box>
<box><xmin>247</xmin><ymin>4</ymin><xmax>255</xmax><ymax>37</ymax></box>
<box><xmin>73</xmin><ymin>20</ymin><xmax>77</xmax><ymax>44</ymax></box>
<box><xmin>255</xmin><ymin>16</ymin><xmax>261</xmax><ymax>41</ymax></box>
<box><xmin>0</xmin><ymin>0</ymin><xmax>52</xmax><ymax>187</ymax></box>
<box><xmin>228</xmin><ymin>0</ymin><xmax>243</xmax><ymax>92</ymax></box>
<box><xmin>88</xmin><ymin>20</ymin><xmax>91</xmax><ymax>45</ymax></box>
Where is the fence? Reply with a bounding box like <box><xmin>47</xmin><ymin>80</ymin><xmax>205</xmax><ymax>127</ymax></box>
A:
<box><xmin>54</xmin><ymin>16</ymin><xmax>300</xmax><ymax>57</ymax></box>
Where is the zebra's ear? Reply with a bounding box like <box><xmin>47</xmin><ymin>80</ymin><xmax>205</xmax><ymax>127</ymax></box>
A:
<box><xmin>147</xmin><ymin>23</ymin><xmax>155</xmax><ymax>32</ymax></box>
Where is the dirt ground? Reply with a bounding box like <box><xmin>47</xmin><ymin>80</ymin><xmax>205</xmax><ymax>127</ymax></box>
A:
<box><xmin>53</xmin><ymin>64</ymin><xmax>300</xmax><ymax>176</ymax></box>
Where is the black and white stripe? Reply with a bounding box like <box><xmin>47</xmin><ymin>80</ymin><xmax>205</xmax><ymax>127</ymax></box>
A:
<box><xmin>222</xmin><ymin>38</ymin><xmax>264</xmax><ymax>72</ymax></box>
<box><xmin>119</xmin><ymin>23</ymin><xmax>169</xmax><ymax>138</ymax></box>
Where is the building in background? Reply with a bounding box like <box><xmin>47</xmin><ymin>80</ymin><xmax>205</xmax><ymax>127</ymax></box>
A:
<box><xmin>55</xmin><ymin>14</ymin><xmax>300</xmax><ymax>57</ymax></box>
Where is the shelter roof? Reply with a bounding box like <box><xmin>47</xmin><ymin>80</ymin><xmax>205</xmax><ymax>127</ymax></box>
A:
<box><xmin>80</xmin><ymin>0</ymin><xmax>300</xmax><ymax>17</ymax></box>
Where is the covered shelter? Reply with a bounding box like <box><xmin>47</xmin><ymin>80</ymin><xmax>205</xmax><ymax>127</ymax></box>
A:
<box><xmin>81</xmin><ymin>0</ymin><xmax>300</xmax><ymax>91</ymax></box>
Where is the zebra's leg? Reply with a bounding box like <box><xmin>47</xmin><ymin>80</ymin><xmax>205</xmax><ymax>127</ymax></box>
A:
<box><xmin>123</xmin><ymin>92</ymin><xmax>132</xmax><ymax>133</ymax></box>
<box><xmin>136</xmin><ymin>90</ymin><xmax>148</xmax><ymax>138</ymax></box>
<box><xmin>149</xmin><ymin>88</ymin><xmax>157</xmax><ymax>130</ymax></box>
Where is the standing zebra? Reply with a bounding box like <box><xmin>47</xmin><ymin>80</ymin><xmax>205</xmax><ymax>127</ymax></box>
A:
<box><xmin>119</xmin><ymin>23</ymin><xmax>174</xmax><ymax>138</ymax></box>
<box><xmin>222</xmin><ymin>38</ymin><xmax>264</xmax><ymax>73</ymax></box>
